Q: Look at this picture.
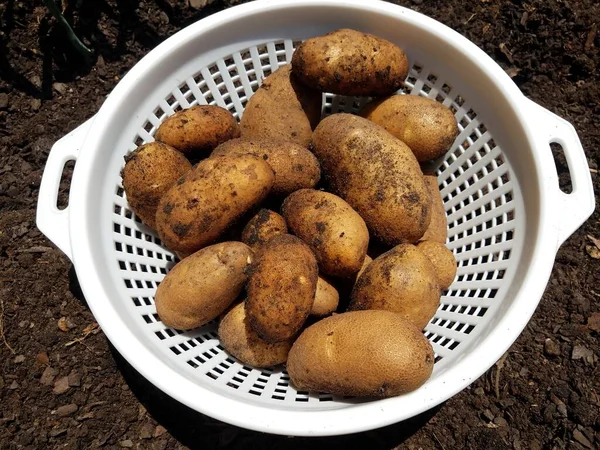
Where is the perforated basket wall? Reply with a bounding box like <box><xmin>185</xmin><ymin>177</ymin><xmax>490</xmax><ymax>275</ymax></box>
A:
<box><xmin>110</xmin><ymin>39</ymin><xmax>521</xmax><ymax>408</ymax></box>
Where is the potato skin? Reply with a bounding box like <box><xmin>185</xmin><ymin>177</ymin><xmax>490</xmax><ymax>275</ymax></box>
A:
<box><xmin>311</xmin><ymin>276</ymin><xmax>339</xmax><ymax>316</ymax></box>
<box><xmin>312</xmin><ymin>113</ymin><xmax>432</xmax><ymax>245</ymax></box>
<box><xmin>349</xmin><ymin>244</ymin><xmax>440</xmax><ymax>330</ymax></box>
<box><xmin>122</xmin><ymin>142</ymin><xmax>192</xmax><ymax>229</ymax></box>
<box><xmin>420</xmin><ymin>174</ymin><xmax>448</xmax><ymax>244</ymax></box>
<box><xmin>246</xmin><ymin>234</ymin><xmax>318</xmax><ymax>342</ymax></box>
<box><xmin>156</xmin><ymin>155</ymin><xmax>274</xmax><ymax>255</ymax></box>
<box><xmin>155</xmin><ymin>105</ymin><xmax>240</xmax><ymax>156</ymax></box>
<box><xmin>360</xmin><ymin>95</ymin><xmax>458</xmax><ymax>162</ymax></box>
<box><xmin>241</xmin><ymin>209</ymin><xmax>288</xmax><ymax>251</ymax></box>
<box><xmin>212</xmin><ymin>138</ymin><xmax>321</xmax><ymax>196</ymax></box>
<box><xmin>416</xmin><ymin>241</ymin><xmax>457</xmax><ymax>290</ymax></box>
<box><xmin>287</xmin><ymin>310</ymin><xmax>434</xmax><ymax>397</ymax></box>
<box><xmin>282</xmin><ymin>189</ymin><xmax>369</xmax><ymax>278</ymax></box>
<box><xmin>155</xmin><ymin>242</ymin><xmax>253</xmax><ymax>330</ymax></box>
<box><xmin>240</xmin><ymin>65</ymin><xmax>322</xmax><ymax>148</ymax></box>
<box><xmin>292</xmin><ymin>29</ymin><xmax>409</xmax><ymax>97</ymax></box>
<box><xmin>219</xmin><ymin>302</ymin><xmax>292</xmax><ymax>368</ymax></box>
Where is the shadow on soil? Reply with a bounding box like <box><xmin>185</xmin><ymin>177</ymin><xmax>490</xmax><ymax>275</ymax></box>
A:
<box><xmin>109</xmin><ymin>343</ymin><xmax>441</xmax><ymax>450</ymax></box>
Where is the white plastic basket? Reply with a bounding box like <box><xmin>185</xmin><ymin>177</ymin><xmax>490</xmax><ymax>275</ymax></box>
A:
<box><xmin>36</xmin><ymin>0</ymin><xmax>594</xmax><ymax>437</ymax></box>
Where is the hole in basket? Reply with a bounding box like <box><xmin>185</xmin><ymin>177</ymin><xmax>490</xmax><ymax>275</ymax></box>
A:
<box><xmin>56</xmin><ymin>160</ymin><xmax>75</xmax><ymax>210</ymax></box>
<box><xmin>550</xmin><ymin>142</ymin><xmax>573</xmax><ymax>194</ymax></box>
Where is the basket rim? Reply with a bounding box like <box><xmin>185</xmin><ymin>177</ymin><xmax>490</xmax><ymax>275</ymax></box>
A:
<box><xmin>66</xmin><ymin>0</ymin><xmax>563</xmax><ymax>436</ymax></box>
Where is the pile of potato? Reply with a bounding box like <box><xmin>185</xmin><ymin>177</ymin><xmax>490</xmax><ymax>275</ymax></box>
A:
<box><xmin>122</xmin><ymin>29</ymin><xmax>459</xmax><ymax>399</ymax></box>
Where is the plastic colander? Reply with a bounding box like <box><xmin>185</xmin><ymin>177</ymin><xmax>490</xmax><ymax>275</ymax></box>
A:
<box><xmin>36</xmin><ymin>0</ymin><xmax>595</xmax><ymax>437</ymax></box>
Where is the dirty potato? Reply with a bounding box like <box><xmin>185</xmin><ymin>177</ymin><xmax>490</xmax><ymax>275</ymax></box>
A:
<box><xmin>155</xmin><ymin>105</ymin><xmax>240</xmax><ymax>156</ymax></box>
<box><xmin>420</xmin><ymin>174</ymin><xmax>448</xmax><ymax>244</ymax></box>
<box><xmin>292</xmin><ymin>29</ymin><xmax>409</xmax><ymax>97</ymax></box>
<box><xmin>287</xmin><ymin>310</ymin><xmax>434</xmax><ymax>397</ymax></box>
<box><xmin>312</xmin><ymin>114</ymin><xmax>432</xmax><ymax>245</ymax></box>
<box><xmin>360</xmin><ymin>95</ymin><xmax>459</xmax><ymax>162</ymax></box>
<box><xmin>240</xmin><ymin>65</ymin><xmax>322</xmax><ymax>148</ymax></box>
<box><xmin>349</xmin><ymin>244</ymin><xmax>440</xmax><ymax>330</ymax></box>
<box><xmin>311</xmin><ymin>276</ymin><xmax>340</xmax><ymax>317</ymax></box>
<box><xmin>282</xmin><ymin>189</ymin><xmax>369</xmax><ymax>277</ymax></box>
<box><xmin>155</xmin><ymin>155</ymin><xmax>274</xmax><ymax>255</ymax></box>
<box><xmin>416</xmin><ymin>240</ymin><xmax>457</xmax><ymax>290</ymax></box>
<box><xmin>122</xmin><ymin>142</ymin><xmax>192</xmax><ymax>229</ymax></box>
<box><xmin>155</xmin><ymin>242</ymin><xmax>253</xmax><ymax>330</ymax></box>
<box><xmin>218</xmin><ymin>302</ymin><xmax>293</xmax><ymax>368</ymax></box>
<box><xmin>211</xmin><ymin>138</ymin><xmax>321</xmax><ymax>196</ymax></box>
<box><xmin>241</xmin><ymin>209</ymin><xmax>288</xmax><ymax>251</ymax></box>
<box><xmin>246</xmin><ymin>234</ymin><xmax>318</xmax><ymax>342</ymax></box>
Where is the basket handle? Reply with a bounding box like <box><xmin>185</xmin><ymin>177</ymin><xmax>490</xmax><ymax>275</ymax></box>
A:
<box><xmin>523</xmin><ymin>98</ymin><xmax>595</xmax><ymax>247</ymax></box>
<box><xmin>36</xmin><ymin>118</ymin><xmax>94</xmax><ymax>261</ymax></box>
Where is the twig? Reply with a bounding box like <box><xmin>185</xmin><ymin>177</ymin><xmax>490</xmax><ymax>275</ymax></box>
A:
<box><xmin>432</xmin><ymin>431</ymin><xmax>447</xmax><ymax>450</ymax></box>
<box><xmin>43</xmin><ymin>0</ymin><xmax>92</xmax><ymax>61</ymax></box>
<box><xmin>65</xmin><ymin>322</ymin><xmax>100</xmax><ymax>347</ymax></box>
<box><xmin>0</xmin><ymin>298</ymin><xmax>16</xmax><ymax>354</ymax></box>
<box><xmin>494</xmin><ymin>352</ymin><xmax>509</xmax><ymax>399</ymax></box>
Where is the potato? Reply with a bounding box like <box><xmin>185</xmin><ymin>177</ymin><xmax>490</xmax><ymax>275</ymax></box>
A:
<box><xmin>360</xmin><ymin>95</ymin><xmax>458</xmax><ymax>162</ymax></box>
<box><xmin>420</xmin><ymin>174</ymin><xmax>448</xmax><ymax>244</ymax></box>
<box><xmin>287</xmin><ymin>310</ymin><xmax>434</xmax><ymax>397</ymax></box>
<box><xmin>356</xmin><ymin>254</ymin><xmax>373</xmax><ymax>280</ymax></box>
<box><xmin>122</xmin><ymin>142</ymin><xmax>192</xmax><ymax>229</ymax></box>
<box><xmin>156</xmin><ymin>155</ymin><xmax>274</xmax><ymax>255</ymax></box>
<box><xmin>312</xmin><ymin>114</ymin><xmax>432</xmax><ymax>245</ymax></box>
<box><xmin>282</xmin><ymin>189</ymin><xmax>369</xmax><ymax>277</ymax></box>
<box><xmin>311</xmin><ymin>276</ymin><xmax>339</xmax><ymax>317</ymax></box>
<box><xmin>416</xmin><ymin>241</ymin><xmax>457</xmax><ymax>290</ymax></box>
<box><xmin>240</xmin><ymin>65</ymin><xmax>321</xmax><ymax>148</ymax></box>
<box><xmin>241</xmin><ymin>209</ymin><xmax>288</xmax><ymax>251</ymax></box>
<box><xmin>154</xmin><ymin>105</ymin><xmax>240</xmax><ymax>157</ymax></box>
<box><xmin>349</xmin><ymin>244</ymin><xmax>440</xmax><ymax>330</ymax></box>
<box><xmin>291</xmin><ymin>29</ymin><xmax>409</xmax><ymax>97</ymax></box>
<box><xmin>155</xmin><ymin>242</ymin><xmax>252</xmax><ymax>330</ymax></box>
<box><xmin>218</xmin><ymin>302</ymin><xmax>292</xmax><ymax>367</ymax></box>
<box><xmin>246</xmin><ymin>234</ymin><xmax>318</xmax><ymax>342</ymax></box>
<box><xmin>211</xmin><ymin>138</ymin><xmax>321</xmax><ymax>196</ymax></box>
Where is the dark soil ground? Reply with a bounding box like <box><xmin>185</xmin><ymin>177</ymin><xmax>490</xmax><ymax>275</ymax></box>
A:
<box><xmin>1</xmin><ymin>0</ymin><xmax>599</xmax><ymax>449</ymax></box>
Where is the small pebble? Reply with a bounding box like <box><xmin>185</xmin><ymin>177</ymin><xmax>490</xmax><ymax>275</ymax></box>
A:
<box><xmin>55</xmin><ymin>404</ymin><xmax>78</xmax><ymax>417</ymax></box>
<box><xmin>31</xmin><ymin>98</ymin><xmax>42</xmax><ymax>111</ymax></box>
<box><xmin>140</xmin><ymin>423</ymin><xmax>154</xmax><ymax>439</ymax></box>
<box><xmin>572</xmin><ymin>429</ymin><xmax>593</xmax><ymax>449</ymax></box>
<box><xmin>68</xmin><ymin>370</ymin><xmax>82</xmax><ymax>387</ymax></box>
<box><xmin>494</xmin><ymin>416</ymin><xmax>508</xmax><ymax>427</ymax></box>
<box><xmin>0</xmin><ymin>93</ymin><xmax>8</xmax><ymax>110</ymax></box>
<box><xmin>482</xmin><ymin>409</ymin><xmax>495</xmax><ymax>422</ymax></box>
<box><xmin>120</xmin><ymin>441</ymin><xmax>134</xmax><ymax>448</ymax></box>
<box><xmin>40</xmin><ymin>367</ymin><xmax>58</xmax><ymax>386</ymax></box>
<box><xmin>52</xmin><ymin>82</ymin><xmax>68</xmax><ymax>95</ymax></box>
<box><xmin>53</xmin><ymin>376</ymin><xmax>70</xmax><ymax>394</ymax></box>
<box><xmin>14</xmin><ymin>355</ymin><xmax>25</xmax><ymax>364</ymax></box>
<box><xmin>49</xmin><ymin>428</ymin><xmax>67</xmax><ymax>438</ymax></box>
<box><xmin>557</xmin><ymin>403</ymin><xmax>568</xmax><ymax>417</ymax></box>
<box><xmin>8</xmin><ymin>380</ymin><xmax>19</xmax><ymax>390</ymax></box>
<box><xmin>474</xmin><ymin>387</ymin><xmax>485</xmax><ymax>396</ymax></box>
<box><xmin>544</xmin><ymin>338</ymin><xmax>561</xmax><ymax>356</ymax></box>
<box><xmin>154</xmin><ymin>425</ymin><xmax>167</xmax><ymax>437</ymax></box>
<box><xmin>36</xmin><ymin>352</ymin><xmax>50</xmax><ymax>366</ymax></box>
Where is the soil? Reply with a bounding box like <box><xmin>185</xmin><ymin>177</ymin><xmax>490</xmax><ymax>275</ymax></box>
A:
<box><xmin>1</xmin><ymin>0</ymin><xmax>599</xmax><ymax>449</ymax></box>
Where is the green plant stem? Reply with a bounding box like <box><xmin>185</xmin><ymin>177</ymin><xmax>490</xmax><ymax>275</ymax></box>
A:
<box><xmin>43</xmin><ymin>0</ymin><xmax>93</xmax><ymax>60</ymax></box>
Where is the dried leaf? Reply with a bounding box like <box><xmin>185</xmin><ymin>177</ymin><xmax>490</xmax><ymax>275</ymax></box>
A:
<box><xmin>586</xmin><ymin>245</ymin><xmax>600</xmax><ymax>259</ymax></box>
<box><xmin>587</xmin><ymin>235</ymin><xmax>600</xmax><ymax>249</ymax></box>
<box><xmin>57</xmin><ymin>317</ymin><xmax>70</xmax><ymax>332</ymax></box>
